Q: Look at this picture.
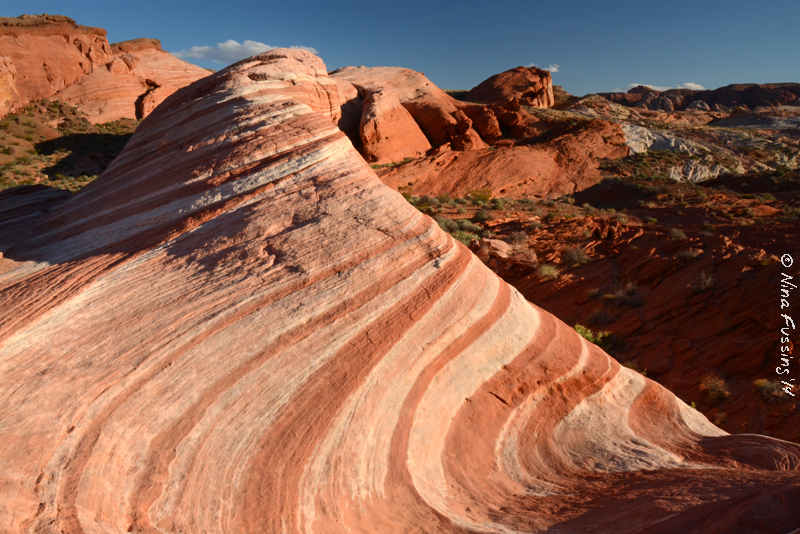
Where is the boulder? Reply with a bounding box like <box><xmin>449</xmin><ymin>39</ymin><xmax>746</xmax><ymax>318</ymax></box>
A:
<box><xmin>464</xmin><ymin>65</ymin><xmax>554</xmax><ymax>108</ymax></box>
<box><xmin>358</xmin><ymin>87</ymin><xmax>431</xmax><ymax>164</ymax></box>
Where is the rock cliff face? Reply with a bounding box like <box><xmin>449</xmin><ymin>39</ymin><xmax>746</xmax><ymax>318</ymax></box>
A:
<box><xmin>0</xmin><ymin>14</ymin><xmax>208</xmax><ymax>121</ymax></box>
<box><xmin>465</xmin><ymin>65</ymin><xmax>555</xmax><ymax>108</ymax></box>
<box><xmin>0</xmin><ymin>15</ymin><xmax>111</xmax><ymax>115</ymax></box>
<box><xmin>1</xmin><ymin>49</ymin><xmax>799</xmax><ymax>533</ymax></box>
<box><xmin>52</xmin><ymin>38</ymin><xmax>211</xmax><ymax>123</ymax></box>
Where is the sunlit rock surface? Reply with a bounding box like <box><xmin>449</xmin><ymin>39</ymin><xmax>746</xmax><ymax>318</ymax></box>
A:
<box><xmin>1</xmin><ymin>49</ymin><xmax>799</xmax><ymax>534</ymax></box>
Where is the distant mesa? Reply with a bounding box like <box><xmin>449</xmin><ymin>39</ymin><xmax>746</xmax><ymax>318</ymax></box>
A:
<box><xmin>600</xmin><ymin>82</ymin><xmax>800</xmax><ymax>113</ymax></box>
<box><xmin>0</xmin><ymin>13</ymin><xmax>209</xmax><ymax>122</ymax></box>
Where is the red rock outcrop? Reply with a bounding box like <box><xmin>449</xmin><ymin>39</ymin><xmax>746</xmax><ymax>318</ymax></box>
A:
<box><xmin>0</xmin><ymin>15</ymin><xmax>208</xmax><ymax>122</ymax></box>
<box><xmin>376</xmin><ymin>118</ymin><xmax>628</xmax><ymax>198</ymax></box>
<box><xmin>52</xmin><ymin>38</ymin><xmax>210</xmax><ymax>123</ymax></box>
<box><xmin>0</xmin><ymin>14</ymin><xmax>111</xmax><ymax>115</ymax></box>
<box><xmin>358</xmin><ymin>87</ymin><xmax>431</xmax><ymax>163</ymax></box>
<box><xmin>1</xmin><ymin>49</ymin><xmax>798</xmax><ymax>533</ymax></box>
<box><xmin>465</xmin><ymin>65</ymin><xmax>555</xmax><ymax>108</ymax></box>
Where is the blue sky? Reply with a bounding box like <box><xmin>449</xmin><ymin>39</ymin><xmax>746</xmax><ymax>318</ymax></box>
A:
<box><xmin>4</xmin><ymin>0</ymin><xmax>799</xmax><ymax>96</ymax></box>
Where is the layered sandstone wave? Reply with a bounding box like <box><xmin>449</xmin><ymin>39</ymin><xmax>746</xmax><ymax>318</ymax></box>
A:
<box><xmin>0</xmin><ymin>14</ymin><xmax>208</xmax><ymax>121</ymax></box>
<box><xmin>1</xmin><ymin>49</ymin><xmax>799</xmax><ymax>533</ymax></box>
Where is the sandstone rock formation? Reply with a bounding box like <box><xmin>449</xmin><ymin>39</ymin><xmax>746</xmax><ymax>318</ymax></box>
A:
<box><xmin>52</xmin><ymin>38</ymin><xmax>210</xmax><ymax>123</ymax></box>
<box><xmin>600</xmin><ymin>83</ymin><xmax>800</xmax><ymax>112</ymax></box>
<box><xmin>465</xmin><ymin>65</ymin><xmax>555</xmax><ymax>108</ymax></box>
<box><xmin>0</xmin><ymin>15</ymin><xmax>111</xmax><ymax>116</ymax></box>
<box><xmin>0</xmin><ymin>14</ymin><xmax>208</xmax><ymax>122</ymax></box>
<box><xmin>375</xmin><ymin>117</ymin><xmax>628</xmax><ymax>198</ymax></box>
<box><xmin>1</xmin><ymin>49</ymin><xmax>799</xmax><ymax>533</ymax></box>
<box><xmin>332</xmin><ymin>65</ymin><xmax>479</xmax><ymax>147</ymax></box>
<box><xmin>358</xmin><ymin>87</ymin><xmax>431</xmax><ymax>163</ymax></box>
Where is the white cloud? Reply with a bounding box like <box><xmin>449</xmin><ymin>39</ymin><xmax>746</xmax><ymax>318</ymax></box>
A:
<box><xmin>678</xmin><ymin>82</ymin><xmax>706</xmax><ymax>91</ymax></box>
<box><xmin>173</xmin><ymin>40</ymin><xmax>318</xmax><ymax>63</ymax></box>
<box><xmin>526</xmin><ymin>62</ymin><xmax>559</xmax><ymax>73</ymax></box>
<box><xmin>613</xmin><ymin>82</ymin><xmax>706</xmax><ymax>93</ymax></box>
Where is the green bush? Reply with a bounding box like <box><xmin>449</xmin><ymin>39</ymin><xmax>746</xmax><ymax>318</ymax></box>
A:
<box><xmin>676</xmin><ymin>249</ymin><xmax>701</xmax><ymax>261</ymax></box>
<box><xmin>468</xmin><ymin>188</ymin><xmax>493</xmax><ymax>204</ymax></box>
<box><xmin>668</xmin><ymin>228</ymin><xmax>687</xmax><ymax>240</ymax></box>
<box><xmin>645</xmin><ymin>217</ymin><xmax>658</xmax><ymax>224</ymax></box>
<box><xmin>562</xmin><ymin>247</ymin><xmax>590</xmax><ymax>266</ymax></box>
<box><xmin>473</xmin><ymin>209</ymin><xmax>493</xmax><ymax>222</ymax></box>
<box><xmin>450</xmin><ymin>230</ymin><xmax>480</xmax><ymax>246</ymax></box>
<box><xmin>435</xmin><ymin>215</ymin><xmax>459</xmax><ymax>233</ymax></box>
<box><xmin>458</xmin><ymin>220</ymin><xmax>482</xmax><ymax>233</ymax></box>
<box><xmin>574</xmin><ymin>324</ymin><xmax>621</xmax><ymax>352</ymax></box>
<box><xmin>536</xmin><ymin>264</ymin><xmax>560</xmax><ymax>279</ymax></box>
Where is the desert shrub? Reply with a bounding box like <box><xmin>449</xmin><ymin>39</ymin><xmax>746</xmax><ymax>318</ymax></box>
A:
<box><xmin>419</xmin><ymin>195</ymin><xmax>439</xmax><ymax>206</ymax></box>
<box><xmin>700</xmin><ymin>375</ymin><xmax>730</xmax><ymax>404</ymax></box>
<box><xmin>586</xmin><ymin>287</ymin><xmax>600</xmax><ymax>299</ymax></box>
<box><xmin>510</xmin><ymin>231</ymin><xmax>528</xmax><ymax>245</ymax></box>
<box><xmin>753</xmin><ymin>379</ymin><xmax>786</xmax><ymax>403</ymax></box>
<box><xmin>435</xmin><ymin>215</ymin><xmax>459</xmax><ymax>233</ymax></box>
<box><xmin>450</xmin><ymin>230</ymin><xmax>480</xmax><ymax>246</ymax></box>
<box><xmin>457</xmin><ymin>207</ymin><xmax>466</xmax><ymax>214</ymax></box>
<box><xmin>701</xmin><ymin>223</ymin><xmax>716</xmax><ymax>232</ymax></box>
<box><xmin>668</xmin><ymin>228</ymin><xmax>687</xmax><ymax>240</ymax></box>
<box><xmin>693</xmin><ymin>271</ymin><xmax>715</xmax><ymax>292</ymax></box>
<box><xmin>491</xmin><ymin>198</ymin><xmax>507</xmax><ymax>210</ymax></box>
<box><xmin>574</xmin><ymin>324</ymin><xmax>621</xmax><ymax>352</ymax></box>
<box><xmin>473</xmin><ymin>209</ymin><xmax>493</xmax><ymax>222</ymax></box>
<box><xmin>559</xmin><ymin>195</ymin><xmax>576</xmax><ymax>205</ymax></box>
<box><xmin>779</xmin><ymin>206</ymin><xmax>799</xmax><ymax>222</ymax></box>
<box><xmin>436</xmin><ymin>193</ymin><xmax>452</xmax><ymax>204</ymax></box>
<box><xmin>712</xmin><ymin>412</ymin><xmax>728</xmax><ymax>426</ymax></box>
<box><xmin>645</xmin><ymin>217</ymin><xmax>658</xmax><ymax>224</ymax></box>
<box><xmin>590</xmin><ymin>308</ymin><xmax>612</xmax><ymax>325</ymax></box>
<box><xmin>759</xmin><ymin>193</ymin><xmax>776</xmax><ymax>201</ymax></box>
<box><xmin>544</xmin><ymin>212</ymin><xmax>558</xmax><ymax>221</ymax></box>
<box><xmin>468</xmin><ymin>189</ymin><xmax>493</xmax><ymax>204</ymax></box>
<box><xmin>676</xmin><ymin>249</ymin><xmax>701</xmax><ymax>261</ymax></box>
<box><xmin>622</xmin><ymin>360</ymin><xmax>647</xmax><ymax>376</ymax></box>
<box><xmin>526</xmin><ymin>221</ymin><xmax>545</xmax><ymax>231</ymax></box>
<box><xmin>453</xmin><ymin>197</ymin><xmax>469</xmax><ymax>205</ymax></box>
<box><xmin>562</xmin><ymin>246</ymin><xmax>590</xmax><ymax>266</ymax></box>
<box><xmin>536</xmin><ymin>264</ymin><xmax>560</xmax><ymax>279</ymax></box>
<box><xmin>458</xmin><ymin>220</ymin><xmax>482</xmax><ymax>233</ymax></box>
<box><xmin>0</xmin><ymin>147</ymin><xmax>12</xmax><ymax>155</ymax></box>
<box><xmin>742</xmin><ymin>207</ymin><xmax>754</xmax><ymax>217</ymax></box>
<box><xmin>602</xmin><ymin>280</ymin><xmax>641</xmax><ymax>307</ymax></box>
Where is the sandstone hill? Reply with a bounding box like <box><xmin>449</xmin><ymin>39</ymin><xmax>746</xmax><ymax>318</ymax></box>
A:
<box><xmin>464</xmin><ymin>65</ymin><xmax>554</xmax><ymax>108</ymax></box>
<box><xmin>1</xmin><ymin>48</ymin><xmax>799</xmax><ymax>533</ymax></box>
<box><xmin>0</xmin><ymin>14</ymin><xmax>209</xmax><ymax>122</ymax></box>
<box><xmin>330</xmin><ymin>66</ymin><xmax>627</xmax><ymax>197</ymax></box>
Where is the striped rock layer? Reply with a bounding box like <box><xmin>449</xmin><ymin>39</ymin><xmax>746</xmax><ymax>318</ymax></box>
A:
<box><xmin>1</xmin><ymin>49</ymin><xmax>799</xmax><ymax>534</ymax></box>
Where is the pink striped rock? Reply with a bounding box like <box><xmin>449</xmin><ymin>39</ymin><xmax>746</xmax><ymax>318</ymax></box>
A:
<box><xmin>0</xmin><ymin>49</ymin><xmax>798</xmax><ymax>533</ymax></box>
